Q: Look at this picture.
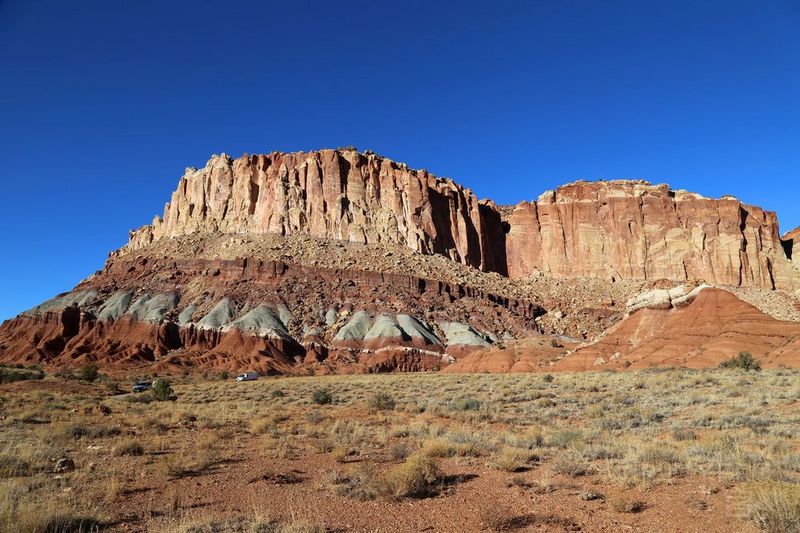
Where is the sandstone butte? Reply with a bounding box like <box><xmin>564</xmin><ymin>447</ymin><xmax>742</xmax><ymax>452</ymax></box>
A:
<box><xmin>1</xmin><ymin>148</ymin><xmax>799</xmax><ymax>374</ymax></box>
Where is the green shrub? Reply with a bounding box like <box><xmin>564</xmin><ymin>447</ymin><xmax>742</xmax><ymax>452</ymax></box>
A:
<box><xmin>720</xmin><ymin>352</ymin><xmax>761</xmax><ymax>371</ymax></box>
<box><xmin>367</xmin><ymin>392</ymin><xmax>395</xmax><ymax>411</ymax></box>
<box><xmin>220</xmin><ymin>371</ymin><xmax>229</xmax><ymax>380</ymax></box>
<box><xmin>312</xmin><ymin>388</ymin><xmax>333</xmax><ymax>405</ymax></box>
<box><xmin>452</xmin><ymin>397</ymin><xmax>481</xmax><ymax>411</ymax></box>
<box><xmin>0</xmin><ymin>367</ymin><xmax>44</xmax><ymax>384</ymax></box>
<box><xmin>77</xmin><ymin>364</ymin><xmax>99</xmax><ymax>382</ymax></box>
<box><xmin>151</xmin><ymin>379</ymin><xmax>175</xmax><ymax>401</ymax></box>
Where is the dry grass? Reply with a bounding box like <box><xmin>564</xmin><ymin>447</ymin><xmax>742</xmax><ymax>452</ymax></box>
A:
<box><xmin>740</xmin><ymin>481</ymin><xmax>800</xmax><ymax>532</ymax></box>
<box><xmin>378</xmin><ymin>454</ymin><xmax>443</xmax><ymax>499</ymax></box>
<box><xmin>491</xmin><ymin>447</ymin><xmax>530</xmax><ymax>472</ymax></box>
<box><xmin>1</xmin><ymin>368</ymin><xmax>799</xmax><ymax>529</ymax></box>
<box><xmin>607</xmin><ymin>492</ymin><xmax>647</xmax><ymax>513</ymax></box>
<box><xmin>112</xmin><ymin>438</ymin><xmax>145</xmax><ymax>456</ymax></box>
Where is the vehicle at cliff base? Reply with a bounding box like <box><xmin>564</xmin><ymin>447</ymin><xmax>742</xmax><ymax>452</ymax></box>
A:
<box><xmin>235</xmin><ymin>371</ymin><xmax>259</xmax><ymax>382</ymax></box>
<box><xmin>131</xmin><ymin>380</ymin><xmax>152</xmax><ymax>393</ymax></box>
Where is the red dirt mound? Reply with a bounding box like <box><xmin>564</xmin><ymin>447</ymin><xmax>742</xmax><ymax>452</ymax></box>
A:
<box><xmin>442</xmin><ymin>336</ymin><xmax>576</xmax><ymax>373</ymax></box>
<box><xmin>557</xmin><ymin>288</ymin><xmax>800</xmax><ymax>370</ymax></box>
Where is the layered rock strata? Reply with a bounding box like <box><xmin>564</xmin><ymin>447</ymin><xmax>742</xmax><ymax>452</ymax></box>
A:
<box><xmin>0</xmin><ymin>251</ymin><xmax>540</xmax><ymax>374</ymax></box>
<box><xmin>124</xmin><ymin>149</ymin><xmax>506</xmax><ymax>274</ymax></box>
<box><xmin>560</xmin><ymin>287</ymin><xmax>800</xmax><ymax>370</ymax></box>
<box><xmin>123</xmin><ymin>151</ymin><xmax>796</xmax><ymax>290</ymax></box>
<box><xmin>2</xmin><ymin>148</ymin><xmax>799</xmax><ymax>374</ymax></box>
<box><xmin>505</xmin><ymin>181</ymin><xmax>797</xmax><ymax>290</ymax></box>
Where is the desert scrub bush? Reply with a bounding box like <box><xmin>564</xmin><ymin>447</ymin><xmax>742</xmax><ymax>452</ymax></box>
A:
<box><xmin>0</xmin><ymin>456</ymin><xmax>33</xmax><ymax>478</ymax></box>
<box><xmin>77</xmin><ymin>363</ymin><xmax>99</xmax><ymax>382</ymax></box>
<box><xmin>491</xmin><ymin>447</ymin><xmax>530</xmax><ymax>472</ymax></box>
<box><xmin>61</xmin><ymin>423</ymin><xmax>121</xmax><ymax>440</ymax></box>
<box><xmin>550</xmin><ymin>450</ymin><xmax>592</xmax><ymax>477</ymax></box>
<box><xmin>546</xmin><ymin>429</ymin><xmax>584</xmax><ymax>449</ymax></box>
<box><xmin>608</xmin><ymin>492</ymin><xmax>646</xmax><ymax>513</ymax></box>
<box><xmin>311</xmin><ymin>388</ymin><xmax>333</xmax><ymax>405</ymax></box>
<box><xmin>330</xmin><ymin>445</ymin><xmax>354</xmax><ymax>463</ymax></box>
<box><xmin>508</xmin><ymin>427</ymin><xmax>544</xmax><ymax>450</ymax></box>
<box><xmin>421</xmin><ymin>438</ymin><xmax>456</xmax><ymax>458</ymax></box>
<box><xmin>152</xmin><ymin>379</ymin><xmax>176</xmax><ymax>401</ymax></box>
<box><xmin>451</xmin><ymin>397</ymin><xmax>481</xmax><ymax>411</ymax></box>
<box><xmin>327</xmin><ymin>463</ymin><xmax>378</xmax><ymax>500</ymax></box>
<box><xmin>111</xmin><ymin>438</ymin><xmax>145</xmax><ymax>457</ymax></box>
<box><xmin>720</xmin><ymin>351</ymin><xmax>762</xmax><ymax>371</ymax></box>
<box><xmin>378</xmin><ymin>454</ymin><xmax>443</xmax><ymax>498</ymax></box>
<box><xmin>636</xmin><ymin>445</ymin><xmax>684</xmax><ymax>466</ymax></box>
<box><xmin>716</xmin><ymin>414</ymin><xmax>774</xmax><ymax>434</ymax></box>
<box><xmin>367</xmin><ymin>392</ymin><xmax>395</xmax><ymax>411</ymax></box>
<box><xmin>581</xmin><ymin>441</ymin><xmax>625</xmax><ymax>461</ymax></box>
<box><xmin>161</xmin><ymin>453</ymin><xmax>195</xmax><ymax>478</ymax></box>
<box><xmin>672</xmin><ymin>428</ymin><xmax>698</xmax><ymax>441</ymax></box>
<box><xmin>250</xmin><ymin>416</ymin><xmax>281</xmax><ymax>435</ymax></box>
<box><xmin>740</xmin><ymin>481</ymin><xmax>800</xmax><ymax>532</ymax></box>
<box><xmin>445</xmin><ymin>431</ymin><xmax>493</xmax><ymax>457</ymax></box>
<box><xmin>389</xmin><ymin>443</ymin><xmax>411</xmax><ymax>460</ymax></box>
<box><xmin>0</xmin><ymin>366</ymin><xmax>44</xmax><ymax>384</ymax></box>
<box><xmin>326</xmin><ymin>419</ymin><xmax>370</xmax><ymax>450</ymax></box>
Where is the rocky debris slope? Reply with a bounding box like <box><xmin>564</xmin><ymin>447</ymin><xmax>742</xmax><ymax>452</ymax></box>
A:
<box><xmin>447</xmin><ymin>286</ymin><xmax>800</xmax><ymax>373</ymax></box>
<box><xmin>114</xmin><ymin>232</ymin><xmax>528</xmax><ymax>303</ymax></box>
<box><xmin>442</xmin><ymin>336</ymin><xmax>580</xmax><ymax>373</ymax></box>
<box><xmin>0</xmin><ymin>235</ymin><xmax>540</xmax><ymax>374</ymax></box>
<box><xmin>505</xmin><ymin>180</ymin><xmax>798</xmax><ymax>290</ymax></box>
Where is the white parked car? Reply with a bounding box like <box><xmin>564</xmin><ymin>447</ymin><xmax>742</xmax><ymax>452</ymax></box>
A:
<box><xmin>235</xmin><ymin>371</ymin><xmax>259</xmax><ymax>382</ymax></box>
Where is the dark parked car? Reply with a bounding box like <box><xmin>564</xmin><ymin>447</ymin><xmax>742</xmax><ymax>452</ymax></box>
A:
<box><xmin>132</xmin><ymin>381</ymin><xmax>152</xmax><ymax>393</ymax></box>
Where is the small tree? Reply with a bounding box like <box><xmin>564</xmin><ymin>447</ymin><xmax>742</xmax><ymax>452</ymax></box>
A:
<box><xmin>151</xmin><ymin>379</ymin><xmax>175</xmax><ymax>401</ymax></box>
<box><xmin>719</xmin><ymin>351</ymin><xmax>762</xmax><ymax>371</ymax></box>
<box><xmin>77</xmin><ymin>364</ymin><xmax>99</xmax><ymax>382</ymax></box>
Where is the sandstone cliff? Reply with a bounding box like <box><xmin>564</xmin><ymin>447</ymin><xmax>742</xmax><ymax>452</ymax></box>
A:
<box><xmin>123</xmin><ymin>151</ymin><xmax>796</xmax><ymax>291</ymax></box>
<box><xmin>3</xmin><ymin>148</ymin><xmax>798</xmax><ymax>375</ymax></box>
<box><xmin>505</xmin><ymin>180</ymin><xmax>797</xmax><ymax>290</ymax></box>
<box><xmin>124</xmin><ymin>149</ymin><xmax>506</xmax><ymax>274</ymax></box>
<box><xmin>783</xmin><ymin>227</ymin><xmax>800</xmax><ymax>262</ymax></box>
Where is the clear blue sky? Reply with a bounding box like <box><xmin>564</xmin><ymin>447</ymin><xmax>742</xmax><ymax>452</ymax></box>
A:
<box><xmin>1</xmin><ymin>0</ymin><xmax>799</xmax><ymax>320</ymax></box>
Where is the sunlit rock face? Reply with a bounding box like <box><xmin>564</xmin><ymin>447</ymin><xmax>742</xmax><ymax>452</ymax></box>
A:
<box><xmin>123</xmin><ymin>149</ymin><xmax>506</xmax><ymax>275</ymax></box>
<box><xmin>505</xmin><ymin>180</ymin><xmax>797</xmax><ymax>290</ymax></box>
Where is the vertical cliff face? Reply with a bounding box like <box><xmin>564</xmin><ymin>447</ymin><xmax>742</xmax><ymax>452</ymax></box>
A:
<box><xmin>125</xmin><ymin>149</ymin><xmax>504</xmax><ymax>273</ymax></box>
<box><xmin>783</xmin><ymin>227</ymin><xmax>800</xmax><ymax>262</ymax></box>
<box><xmin>504</xmin><ymin>181</ymin><xmax>797</xmax><ymax>290</ymax></box>
<box><xmin>123</xmin><ymin>151</ymin><xmax>795</xmax><ymax>290</ymax></box>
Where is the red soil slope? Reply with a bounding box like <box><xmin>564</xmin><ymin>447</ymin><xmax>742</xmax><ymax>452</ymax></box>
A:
<box><xmin>558</xmin><ymin>288</ymin><xmax>800</xmax><ymax>370</ymax></box>
<box><xmin>447</xmin><ymin>288</ymin><xmax>800</xmax><ymax>372</ymax></box>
